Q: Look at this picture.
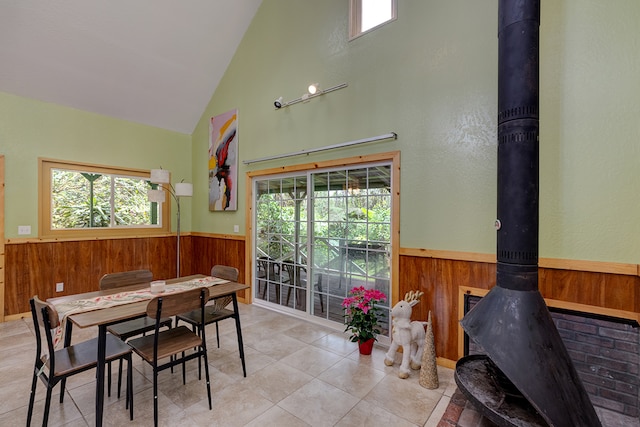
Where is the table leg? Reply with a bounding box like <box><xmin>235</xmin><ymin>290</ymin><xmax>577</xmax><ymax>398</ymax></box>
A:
<box><xmin>95</xmin><ymin>324</ymin><xmax>106</xmax><ymax>427</ymax></box>
<box><xmin>232</xmin><ymin>294</ymin><xmax>246</xmax><ymax>377</ymax></box>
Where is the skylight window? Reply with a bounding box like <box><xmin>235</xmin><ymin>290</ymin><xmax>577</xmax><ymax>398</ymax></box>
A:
<box><xmin>350</xmin><ymin>0</ymin><xmax>397</xmax><ymax>40</ymax></box>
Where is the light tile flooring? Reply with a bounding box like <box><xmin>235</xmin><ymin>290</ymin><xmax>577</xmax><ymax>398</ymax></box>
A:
<box><xmin>1</xmin><ymin>303</ymin><xmax>457</xmax><ymax>427</ymax></box>
<box><xmin>5</xmin><ymin>303</ymin><xmax>633</xmax><ymax>427</ymax></box>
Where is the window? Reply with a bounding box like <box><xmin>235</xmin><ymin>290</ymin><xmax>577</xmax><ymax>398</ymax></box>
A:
<box><xmin>349</xmin><ymin>0</ymin><xmax>397</xmax><ymax>40</ymax></box>
<box><xmin>39</xmin><ymin>159</ymin><xmax>170</xmax><ymax>238</ymax></box>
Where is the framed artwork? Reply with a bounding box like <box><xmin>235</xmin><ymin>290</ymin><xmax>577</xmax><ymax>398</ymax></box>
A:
<box><xmin>209</xmin><ymin>109</ymin><xmax>238</xmax><ymax>211</ymax></box>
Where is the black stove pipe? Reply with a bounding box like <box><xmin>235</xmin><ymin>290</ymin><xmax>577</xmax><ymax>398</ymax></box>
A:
<box><xmin>458</xmin><ymin>1</ymin><xmax>602</xmax><ymax>425</ymax></box>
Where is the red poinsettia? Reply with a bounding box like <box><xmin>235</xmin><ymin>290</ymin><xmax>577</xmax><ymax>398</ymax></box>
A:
<box><xmin>342</xmin><ymin>286</ymin><xmax>387</xmax><ymax>343</ymax></box>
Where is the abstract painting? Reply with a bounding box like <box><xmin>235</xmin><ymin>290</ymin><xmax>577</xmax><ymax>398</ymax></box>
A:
<box><xmin>209</xmin><ymin>109</ymin><xmax>238</xmax><ymax>211</ymax></box>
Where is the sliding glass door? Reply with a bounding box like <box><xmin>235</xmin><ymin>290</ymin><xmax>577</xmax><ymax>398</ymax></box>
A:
<box><xmin>253</xmin><ymin>163</ymin><xmax>392</xmax><ymax>335</ymax></box>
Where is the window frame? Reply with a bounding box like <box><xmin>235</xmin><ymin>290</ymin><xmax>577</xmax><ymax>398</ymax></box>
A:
<box><xmin>39</xmin><ymin>158</ymin><xmax>170</xmax><ymax>239</ymax></box>
<box><xmin>349</xmin><ymin>0</ymin><xmax>397</xmax><ymax>40</ymax></box>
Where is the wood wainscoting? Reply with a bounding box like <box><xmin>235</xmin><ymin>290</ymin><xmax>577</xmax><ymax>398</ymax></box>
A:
<box><xmin>400</xmin><ymin>248</ymin><xmax>640</xmax><ymax>364</ymax></box>
<box><xmin>4</xmin><ymin>233</ymin><xmax>246</xmax><ymax>318</ymax></box>
<box><xmin>4</xmin><ymin>235</ymin><xmax>638</xmax><ymax>366</ymax></box>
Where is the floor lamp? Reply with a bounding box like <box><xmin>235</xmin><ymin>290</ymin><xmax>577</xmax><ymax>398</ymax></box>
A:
<box><xmin>148</xmin><ymin>169</ymin><xmax>193</xmax><ymax>277</ymax></box>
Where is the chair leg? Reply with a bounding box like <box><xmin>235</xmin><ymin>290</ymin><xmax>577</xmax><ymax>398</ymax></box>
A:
<box><xmin>169</xmin><ymin>319</ymin><xmax>174</xmax><ymax>374</ymax></box>
<box><xmin>43</xmin><ymin>386</ymin><xmax>54</xmax><ymax>427</ymax></box>
<box><xmin>117</xmin><ymin>358</ymin><xmax>123</xmax><ymax>398</ymax></box>
<box><xmin>26</xmin><ymin>371</ymin><xmax>38</xmax><ymax>426</ymax></box>
<box><xmin>107</xmin><ymin>360</ymin><xmax>112</xmax><ymax>397</ymax></box>
<box><xmin>286</xmin><ymin>286</ymin><xmax>293</xmax><ymax>306</ymax></box>
<box><xmin>153</xmin><ymin>368</ymin><xmax>159</xmax><ymax>427</ymax></box>
<box><xmin>317</xmin><ymin>275</ymin><xmax>325</xmax><ymax>313</ymax></box>
<box><xmin>127</xmin><ymin>355</ymin><xmax>133</xmax><ymax>421</ymax></box>
<box><xmin>182</xmin><ymin>351</ymin><xmax>187</xmax><ymax>385</ymax></box>
<box><xmin>59</xmin><ymin>378</ymin><xmax>67</xmax><ymax>403</ymax></box>
<box><xmin>202</xmin><ymin>344</ymin><xmax>212</xmax><ymax>410</ymax></box>
<box><xmin>215</xmin><ymin>322</ymin><xmax>220</xmax><ymax>348</ymax></box>
<box><xmin>196</xmin><ymin>325</ymin><xmax>202</xmax><ymax>381</ymax></box>
<box><xmin>260</xmin><ymin>279</ymin><xmax>267</xmax><ymax>299</ymax></box>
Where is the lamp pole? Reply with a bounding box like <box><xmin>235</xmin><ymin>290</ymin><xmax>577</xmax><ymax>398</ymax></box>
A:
<box><xmin>170</xmin><ymin>188</ymin><xmax>183</xmax><ymax>277</ymax></box>
<box><xmin>148</xmin><ymin>169</ymin><xmax>192</xmax><ymax>278</ymax></box>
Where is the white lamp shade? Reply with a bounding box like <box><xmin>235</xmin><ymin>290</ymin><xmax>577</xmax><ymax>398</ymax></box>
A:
<box><xmin>150</xmin><ymin>169</ymin><xmax>170</xmax><ymax>184</ymax></box>
<box><xmin>175</xmin><ymin>182</ymin><xmax>193</xmax><ymax>197</ymax></box>
<box><xmin>147</xmin><ymin>189</ymin><xmax>166</xmax><ymax>203</ymax></box>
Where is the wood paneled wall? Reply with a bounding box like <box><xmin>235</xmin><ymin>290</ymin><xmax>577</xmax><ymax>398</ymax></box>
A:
<box><xmin>400</xmin><ymin>254</ymin><xmax>640</xmax><ymax>362</ymax></box>
<box><xmin>4</xmin><ymin>233</ymin><xmax>246</xmax><ymax>316</ymax></box>
<box><xmin>5</xmin><ymin>235</ymin><xmax>638</xmax><ymax>365</ymax></box>
<box><xmin>399</xmin><ymin>256</ymin><xmax>495</xmax><ymax>362</ymax></box>
<box><xmin>187</xmin><ymin>233</ymin><xmax>246</xmax><ymax>300</ymax></box>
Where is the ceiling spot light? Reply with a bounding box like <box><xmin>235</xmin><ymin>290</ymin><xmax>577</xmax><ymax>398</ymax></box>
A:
<box><xmin>308</xmin><ymin>83</ymin><xmax>319</xmax><ymax>95</ymax></box>
<box><xmin>274</xmin><ymin>96</ymin><xmax>283</xmax><ymax>109</ymax></box>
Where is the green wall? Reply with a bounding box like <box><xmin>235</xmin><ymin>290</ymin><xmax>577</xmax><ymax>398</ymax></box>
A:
<box><xmin>192</xmin><ymin>0</ymin><xmax>640</xmax><ymax>264</ymax></box>
<box><xmin>0</xmin><ymin>91</ymin><xmax>192</xmax><ymax>237</ymax></box>
<box><xmin>2</xmin><ymin>0</ymin><xmax>638</xmax><ymax>266</ymax></box>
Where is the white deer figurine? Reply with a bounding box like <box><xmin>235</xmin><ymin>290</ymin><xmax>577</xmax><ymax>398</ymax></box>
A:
<box><xmin>384</xmin><ymin>290</ymin><xmax>427</xmax><ymax>379</ymax></box>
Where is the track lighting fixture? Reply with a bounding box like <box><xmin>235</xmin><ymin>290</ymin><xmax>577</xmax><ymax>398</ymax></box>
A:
<box><xmin>272</xmin><ymin>82</ymin><xmax>348</xmax><ymax>110</ymax></box>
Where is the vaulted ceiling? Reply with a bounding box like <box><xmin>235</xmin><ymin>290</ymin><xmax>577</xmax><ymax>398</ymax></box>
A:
<box><xmin>0</xmin><ymin>0</ymin><xmax>263</xmax><ymax>134</ymax></box>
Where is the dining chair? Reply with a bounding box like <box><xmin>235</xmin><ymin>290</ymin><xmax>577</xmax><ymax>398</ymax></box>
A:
<box><xmin>99</xmin><ymin>269</ymin><xmax>173</xmax><ymax>399</ymax></box>
<box><xmin>282</xmin><ymin>261</ymin><xmax>324</xmax><ymax>312</ymax></box>
<box><xmin>27</xmin><ymin>296</ymin><xmax>134</xmax><ymax>426</ymax></box>
<box><xmin>257</xmin><ymin>256</ymin><xmax>280</xmax><ymax>302</ymax></box>
<box><xmin>127</xmin><ymin>288</ymin><xmax>212</xmax><ymax>427</ymax></box>
<box><xmin>175</xmin><ymin>265</ymin><xmax>246</xmax><ymax>377</ymax></box>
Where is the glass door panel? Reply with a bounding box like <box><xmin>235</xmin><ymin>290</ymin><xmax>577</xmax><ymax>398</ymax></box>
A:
<box><xmin>254</xmin><ymin>175</ymin><xmax>307</xmax><ymax>312</ymax></box>
<box><xmin>253</xmin><ymin>163</ymin><xmax>392</xmax><ymax>337</ymax></box>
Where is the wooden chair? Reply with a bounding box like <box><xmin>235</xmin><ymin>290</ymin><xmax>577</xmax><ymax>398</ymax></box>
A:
<box><xmin>175</xmin><ymin>265</ymin><xmax>246</xmax><ymax>377</ymax></box>
<box><xmin>99</xmin><ymin>269</ymin><xmax>173</xmax><ymax>398</ymax></box>
<box><xmin>127</xmin><ymin>288</ymin><xmax>212</xmax><ymax>427</ymax></box>
<box><xmin>27</xmin><ymin>296</ymin><xmax>133</xmax><ymax>426</ymax></box>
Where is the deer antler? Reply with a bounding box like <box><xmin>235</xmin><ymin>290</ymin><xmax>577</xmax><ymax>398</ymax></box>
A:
<box><xmin>404</xmin><ymin>290</ymin><xmax>424</xmax><ymax>303</ymax></box>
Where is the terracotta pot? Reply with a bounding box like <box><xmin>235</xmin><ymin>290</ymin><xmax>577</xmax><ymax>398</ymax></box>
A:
<box><xmin>358</xmin><ymin>338</ymin><xmax>375</xmax><ymax>355</ymax></box>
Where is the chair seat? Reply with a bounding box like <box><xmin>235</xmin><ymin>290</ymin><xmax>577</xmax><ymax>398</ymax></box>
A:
<box><xmin>51</xmin><ymin>334</ymin><xmax>132</xmax><ymax>377</ymax></box>
<box><xmin>107</xmin><ymin>316</ymin><xmax>172</xmax><ymax>341</ymax></box>
<box><xmin>176</xmin><ymin>306</ymin><xmax>235</xmax><ymax>327</ymax></box>
<box><xmin>128</xmin><ymin>326</ymin><xmax>202</xmax><ymax>362</ymax></box>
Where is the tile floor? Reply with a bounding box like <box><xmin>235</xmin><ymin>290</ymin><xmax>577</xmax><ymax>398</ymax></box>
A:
<box><xmin>2</xmin><ymin>303</ymin><xmax>635</xmax><ymax>426</ymax></box>
<box><xmin>0</xmin><ymin>303</ymin><xmax>457</xmax><ymax>427</ymax></box>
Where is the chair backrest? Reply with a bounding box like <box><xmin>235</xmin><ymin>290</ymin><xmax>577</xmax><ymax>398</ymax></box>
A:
<box><xmin>211</xmin><ymin>265</ymin><xmax>239</xmax><ymax>282</ymax></box>
<box><xmin>282</xmin><ymin>260</ymin><xmax>305</xmax><ymax>286</ymax></box>
<box><xmin>31</xmin><ymin>296</ymin><xmax>60</xmax><ymax>330</ymax></box>
<box><xmin>30</xmin><ymin>296</ymin><xmax>60</xmax><ymax>364</ymax></box>
<box><xmin>99</xmin><ymin>269</ymin><xmax>153</xmax><ymax>290</ymax></box>
<box><xmin>258</xmin><ymin>257</ymin><xmax>279</xmax><ymax>278</ymax></box>
<box><xmin>146</xmin><ymin>287</ymin><xmax>210</xmax><ymax>319</ymax></box>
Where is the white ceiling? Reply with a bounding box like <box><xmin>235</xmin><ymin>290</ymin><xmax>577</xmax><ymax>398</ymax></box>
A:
<box><xmin>0</xmin><ymin>0</ymin><xmax>263</xmax><ymax>134</ymax></box>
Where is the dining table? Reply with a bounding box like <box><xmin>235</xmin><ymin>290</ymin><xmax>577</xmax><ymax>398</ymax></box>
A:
<box><xmin>47</xmin><ymin>274</ymin><xmax>249</xmax><ymax>427</ymax></box>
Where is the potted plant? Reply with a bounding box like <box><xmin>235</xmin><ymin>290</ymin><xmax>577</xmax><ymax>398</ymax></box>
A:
<box><xmin>342</xmin><ymin>286</ymin><xmax>387</xmax><ymax>354</ymax></box>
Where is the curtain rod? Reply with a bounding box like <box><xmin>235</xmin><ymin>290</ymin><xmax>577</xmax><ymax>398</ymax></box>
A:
<box><xmin>243</xmin><ymin>132</ymin><xmax>397</xmax><ymax>165</ymax></box>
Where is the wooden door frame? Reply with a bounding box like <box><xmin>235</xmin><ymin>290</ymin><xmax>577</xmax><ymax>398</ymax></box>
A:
<box><xmin>245</xmin><ymin>150</ymin><xmax>401</xmax><ymax>309</ymax></box>
<box><xmin>1</xmin><ymin>155</ymin><xmax>5</xmax><ymax>321</ymax></box>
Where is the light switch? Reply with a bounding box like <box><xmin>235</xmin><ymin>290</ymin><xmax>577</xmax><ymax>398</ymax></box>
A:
<box><xmin>233</xmin><ymin>225</ymin><xmax>239</xmax><ymax>233</ymax></box>
<box><xmin>18</xmin><ymin>225</ymin><xmax>31</xmax><ymax>235</ymax></box>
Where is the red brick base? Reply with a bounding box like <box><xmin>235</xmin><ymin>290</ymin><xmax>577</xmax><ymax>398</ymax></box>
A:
<box><xmin>438</xmin><ymin>389</ymin><xmax>467</xmax><ymax>426</ymax></box>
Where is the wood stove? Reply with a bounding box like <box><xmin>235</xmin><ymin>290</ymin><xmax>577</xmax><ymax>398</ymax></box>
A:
<box><xmin>455</xmin><ymin>1</ymin><xmax>602</xmax><ymax>425</ymax></box>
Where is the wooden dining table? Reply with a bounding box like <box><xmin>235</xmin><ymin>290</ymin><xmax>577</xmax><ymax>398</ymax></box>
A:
<box><xmin>47</xmin><ymin>274</ymin><xmax>249</xmax><ymax>427</ymax></box>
